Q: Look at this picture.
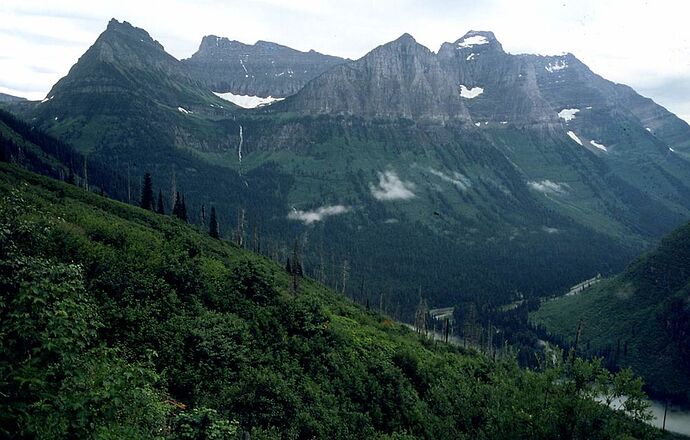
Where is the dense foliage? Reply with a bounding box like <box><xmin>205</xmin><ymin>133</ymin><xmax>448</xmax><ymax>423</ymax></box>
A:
<box><xmin>0</xmin><ymin>163</ymin><xmax>661</xmax><ymax>439</ymax></box>
<box><xmin>533</xmin><ymin>221</ymin><xmax>690</xmax><ymax>402</ymax></box>
<box><xmin>0</xmin><ymin>108</ymin><xmax>127</xmax><ymax>200</ymax></box>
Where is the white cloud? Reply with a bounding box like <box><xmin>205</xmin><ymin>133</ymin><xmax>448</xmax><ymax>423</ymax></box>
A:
<box><xmin>370</xmin><ymin>171</ymin><xmax>416</xmax><ymax>201</ymax></box>
<box><xmin>428</xmin><ymin>168</ymin><xmax>471</xmax><ymax>190</ymax></box>
<box><xmin>528</xmin><ymin>179</ymin><xmax>567</xmax><ymax>195</ymax></box>
<box><xmin>287</xmin><ymin>204</ymin><xmax>350</xmax><ymax>224</ymax></box>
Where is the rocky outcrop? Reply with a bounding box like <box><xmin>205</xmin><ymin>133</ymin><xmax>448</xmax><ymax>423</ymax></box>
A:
<box><xmin>283</xmin><ymin>34</ymin><xmax>471</xmax><ymax>122</ymax></box>
<box><xmin>183</xmin><ymin>36</ymin><xmax>346</xmax><ymax>98</ymax></box>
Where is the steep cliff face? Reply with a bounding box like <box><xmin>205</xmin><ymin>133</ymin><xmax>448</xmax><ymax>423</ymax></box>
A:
<box><xmin>182</xmin><ymin>36</ymin><xmax>346</xmax><ymax>98</ymax></box>
<box><xmin>437</xmin><ymin>31</ymin><xmax>557</xmax><ymax>125</ymax></box>
<box><xmin>283</xmin><ymin>34</ymin><xmax>471</xmax><ymax>121</ymax></box>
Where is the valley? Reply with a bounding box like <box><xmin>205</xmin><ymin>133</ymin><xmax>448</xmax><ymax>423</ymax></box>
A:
<box><xmin>2</xmin><ymin>10</ymin><xmax>690</xmax><ymax>438</ymax></box>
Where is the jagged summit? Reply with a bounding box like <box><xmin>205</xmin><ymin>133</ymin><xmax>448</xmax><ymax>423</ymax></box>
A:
<box><xmin>102</xmin><ymin>18</ymin><xmax>164</xmax><ymax>51</ymax></box>
<box><xmin>183</xmin><ymin>34</ymin><xmax>346</xmax><ymax>97</ymax></box>
<box><xmin>282</xmin><ymin>30</ymin><xmax>470</xmax><ymax>121</ymax></box>
<box><xmin>36</xmin><ymin>18</ymin><xmax>226</xmax><ymax>123</ymax></box>
<box><xmin>393</xmin><ymin>33</ymin><xmax>417</xmax><ymax>43</ymax></box>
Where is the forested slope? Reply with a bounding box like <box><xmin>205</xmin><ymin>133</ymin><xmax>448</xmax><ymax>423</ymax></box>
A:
<box><xmin>0</xmin><ymin>163</ymin><xmax>661</xmax><ymax>439</ymax></box>
<box><xmin>533</xmin><ymin>222</ymin><xmax>690</xmax><ymax>401</ymax></box>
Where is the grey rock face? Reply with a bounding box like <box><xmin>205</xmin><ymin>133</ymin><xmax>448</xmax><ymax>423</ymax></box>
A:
<box><xmin>437</xmin><ymin>31</ymin><xmax>557</xmax><ymax>125</ymax></box>
<box><xmin>182</xmin><ymin>36</ymin><xmax>346</xmax><ymax>98</ymax></box>
<box><xmin>284</xmin><ymin>33</ymin><xmax>472</xmax><ymax>121</ymax></box>
<box><xmin>283</xmin><ymin>29</ymin><xmax>690</xmax><ymax>151</ymax></box>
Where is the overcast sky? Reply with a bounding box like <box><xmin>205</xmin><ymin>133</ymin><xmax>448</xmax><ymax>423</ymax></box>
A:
<box><xmin>1</xmin><ymin>0</ymin><xmax>689</xmax><ymax>122</ymax></box>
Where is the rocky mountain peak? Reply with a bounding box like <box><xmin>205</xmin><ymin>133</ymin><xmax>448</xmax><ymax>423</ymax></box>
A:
<box><xmin>183</xmin><ymin>34</ymin><xmax>346</xmax><ymax>97</ymax></box>
<box><xmin>102</xmin><ymin>18</ymin><xmax>164</xmax><ymax>51</ymax></box>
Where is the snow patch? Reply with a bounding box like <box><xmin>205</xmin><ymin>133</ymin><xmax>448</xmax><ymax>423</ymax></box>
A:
<box><xmin>646</xmin><ymin>127</ymin><xmax>652</xmax><ymax>132</ymax></box>
<box><xmin>466</xmin><ymin>53</ymin><xmax>476</xmax><ymax>61</ymax></box>
<box><xmin>528</xmin><ymin>180</ymin><xmax>567</xmax><ymax>195</ymax></box>
<box><xmin>214</xmin><ymin>92</ymin><xmax>284</xmax><ymax>109</ymax></box>
<box><xmin>370</xmin><ymin>171</ymin><xmax>416</xmax><ymax>201</ymax></box>
<box><xmin>542</xmin><ymin>226</ymin><xmax>560</xmax><ymax>234</ymax></box>
<box><xmin>177</xmin><ymin>107</ymin><xmax>191</xmax><ymax>114</ymax></box>
<box><xmin>558</xmin><ymin>108</ymin><xmax>580</xmax><ymax>122</ymax></box>
<box><xmin>40</xmin><ymin>96</ymin><xmax>54</xmax><ymax>104</ymax></box>
<box><xmin>459</xmin><ymin>85</ymin><xmax>484</xmax><ymax>99</ymax></box>
<box><xmin>474</xmin><ymin>122</ymin><xmax>481</xmax><ymax>127</ymax></box>
<box><xmin>590</xmin><ymin>140</ymin><xmax>607</xmax><ymax>151</ymax></box>
<box><xmin>500</xmin><ymin>121</ymin><xmax>508</xmax><ymax>124</ymax></box>
<box><xmin>669</xmin><ymin>147</ymin><xmax>676</xmax><ymax>152</ymax></box>
<box><xmin>288</xmin><ymin>205</ymin><xmax>350</xmax><ymax>225</ymax></box>
<box><xmin>429</xmin><ymin>168</ymin><xmax>471</xmax><ymax>190</ymax></box>
<box><xmin>457</xmin><ymin>35</ymin><xmax>489</xmax><ymax>48</ymax></box>
<box><xmin>585</xmin><ymin>106</ymin><xmax>593</xmax><ymax>110</ymax></box>
<box><xmin>383</xmin><ymin>218</ymin><xmax>399</xmax><ymax>224</ymax></box>
<box><xmin>566</xmin><ymin>131</ymin><xmax>583</xmax><ymax>146</ymax></box>
<box><xmin>545</xmin><ymin>60</ymin><xmax>568</xmax><ymax>72</ymax></box>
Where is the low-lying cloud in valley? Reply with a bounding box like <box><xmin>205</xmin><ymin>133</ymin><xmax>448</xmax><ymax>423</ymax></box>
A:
<box><xmin>288</xmin><ymin>204</ymin><xmax>350</xmax><ymax>224</ymax></box>
<box><xmin>527</xmin><ymin>179</ymin><xmax>567</xmax><ymax>195</ymax></box>
<box><xmin>370</xmin><ymin>171</ymin><xmax>416</xmax><ymax>201</ymax></box>
<box><xmin>428</xmin><ymin>168</ymin><xmax>471</xmax><ymax>190</ymax></box>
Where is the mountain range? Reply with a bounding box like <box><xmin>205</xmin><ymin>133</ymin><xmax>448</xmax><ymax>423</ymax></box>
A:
<box><xmin>5</xmin><ymin>18</ymin><xmax>690</xmax><ymax>320</ymax></box>
<box><xmin>182</xmin><ymin>34</ymin><xmax>346</xmax><ymax>99</ymax></box>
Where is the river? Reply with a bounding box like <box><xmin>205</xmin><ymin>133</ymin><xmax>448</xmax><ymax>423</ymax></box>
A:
<box><xmin>600</xmin><ymin>396</ymin><xmax>690</xmax><ymax>436</ymax></box>
<box><xmin>643</xmin><ymin>400</ymin><xmax>690</xmax><ymax>436</ymax></box>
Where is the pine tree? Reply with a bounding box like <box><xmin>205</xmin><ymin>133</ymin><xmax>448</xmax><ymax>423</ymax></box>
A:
<box><xmin>156</xmin><ymin>190</ymin><xmax>165</xmax><ymax>214</ymax></box>
<box><xmin>200</xmin><ymin>204</ymin><xmax>206</xmax><ymax>227</ymax></box>
<box><xmin>291</xmin><ymin>240</ymin><xmax>303</xmax><ymax>293</ymax></box>
<box><xmin>66</xmin><ymin>168</ymin><xmax>76</xmax><ymax>185</ymax></box>
<box><xmin>180</xmin><ymin>195</ymin><xmax>188</xmax><ymax>223</ymax></box>
<box><xmin>209</xmin><ymin>206</ymin><xmax>220</xmax><ymax>239</ymax></box>
<box><xmin>140</xmin><ymin>172</ymin><xmax>154</xmax><ymax>210</ymax></box>
<box><xmin>285</xmin><ymin>257</ymin><xmax>292</xmax><ymax>274</ymax></box>
<box><xmin>172</xmin><ymin>192</ymin><xmax>182</xmax><ymax>219</ymax></box>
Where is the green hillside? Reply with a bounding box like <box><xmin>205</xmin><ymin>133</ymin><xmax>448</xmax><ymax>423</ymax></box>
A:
<box><xmin>532</xmin><ymin>222</ymin><xmax>690</xmax><ymax>401</ymax></box>
<box><xmin>0</xmin><ymin>162</ymin><xmax>661</xmax><ymax>439</ymax></box>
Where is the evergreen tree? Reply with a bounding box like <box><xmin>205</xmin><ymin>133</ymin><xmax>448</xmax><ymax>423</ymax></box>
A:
<box><xmin>209</xmin><ymin>206</ymin><xmax>220</xmax><ymax>239</ymax></box>
<box><xmin>156</xmin><ymin>190</ymin><xmax>165</xmax><ymax>215</ymax></box>
<box><xmin>66</xmin><ymin>168</ymin><xmax>76</xmax><ymax>185</ymax></box>
<box><xmin>181</xmin><ymin>195</ymin><xmax>188</xmax><ymax>223</ymax></box>
<box><xmin>291</xmin><ymin>240</ymin><xmax>303</xmax><ymax>293</ymax></box>
<box><xmin>285</xmin><ymin>257</ymin><xmax>292</xmax><ymax>274</ymax></box>
<box><xmin>172</xmin><ymin>192</ymin><xmax>182</xmax><ymax>219</ymax></box>
<box><xmin>140</xmin><ymin>172</ymin><xmax>154</xmax><ymax>210</ymax></box>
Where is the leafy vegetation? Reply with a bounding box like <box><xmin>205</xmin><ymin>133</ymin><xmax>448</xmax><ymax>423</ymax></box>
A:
<box><xmin>532</xmin><ymin>221</ymin><xmax>690</xmax><ymax>402</ymax></box>
<box><xmin>0</xmin><ymin>163</ymin><xmax>662</xmax><ymax>439</ymax></box>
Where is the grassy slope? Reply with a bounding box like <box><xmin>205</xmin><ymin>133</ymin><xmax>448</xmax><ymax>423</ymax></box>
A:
<box><xmin>0</xmin><ymin>162</ymin><xmax>660</xmax><ymax>439</ymax></box>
